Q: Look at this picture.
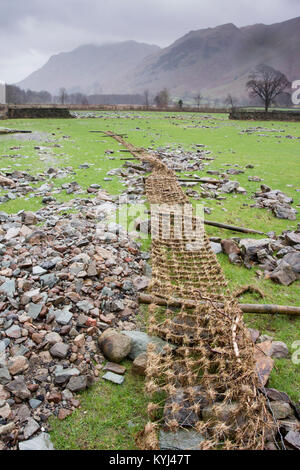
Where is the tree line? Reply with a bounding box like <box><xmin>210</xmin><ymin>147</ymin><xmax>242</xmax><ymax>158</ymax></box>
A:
<box><xmin>5</xmin><ymin>65</ymin><xmax>293</xmax><ymax>111</ymax></box>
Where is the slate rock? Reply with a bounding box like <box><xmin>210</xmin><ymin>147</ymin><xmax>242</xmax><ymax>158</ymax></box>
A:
<box><xmin>210</xmin><ymin>242</ymin><xmax>222</xmax><ymax>254</ymax></box>
<box><xmin>8</xmin><ymin>356</ymin><xmax>29</xmax><ymax>375</ymax></box>
<box><xmin>284</xmin><ymin>430</ymin><xmax>300</xmax><ymax>450</ymax></box>
<box><xmin>54</xmin><ymin>366</ymin><xmax>80</xmax><ymax>384</ymax></box>
<box><xmin>26</xmin><ymin>303</ymin><xmax>43</xmax><ymax>319</ymax></box>
<box><xmin>202</xmin><ymin>402</ymin><xmax>246</xmax><ymax>429</ymax></box>
<box><xmin>0</xmin><ymin>367</ymin><xmax>11</xmax><ymax>385</ymax></box>
<box><xmin>265</xmin><ymin>388</ymin><xmax>290</xmax><ymax>402</ymax></box>
<box><xmin>269</xmin><ymin>252</ymin><xmax>300</xmax><ymax>286</ymax></box>
<box><xmin>19</xmin><ymin>432</ymin><xmax>54</xmax><ymax>450</ymax></box>
<box><xmin>103</xmin><ymin>362</ymin><xmax>126</xmax><ymax>375</ymax></box>
<box><xmin>5</xmin><ymin>324</ymin><xmax>21</xmax><ymax>339</ymax></box>
<box><xmin>164</xmin><ymin>387</ymin><xmax>208</xmax><ymax>427</ymax></box>
<box><xmin>50</xmin><ymin>343</ymin><xmax>69</xmax><ymax>359</ymax></box>
<box><xmin>24</xmin><ymin>417</ymin><xmax>40</xmax><ymax>439</ymax></box>
<box><xmin>53</xmin><ymin>307</ymin><xmax>73</xmax><ymax>325</ymax></box>
<box><xmin>159</xmin><ymin>429</ymin><xmax>204</xmax><ymax>450</ymax></box>
<box><xmin>102</xmin><ymin>371</ymin><xmax>124</xmax><ymax>385</ymax></box>
<box><xmin>67</xmin><ymin>375</ymin><xmax>88</xmax><ymax>392</ymax></box>
<box><xmin>6</xmin><ymin>377</ymin><xmax>31</xmax><ymax>399</ymax></box>
<box><xmin>0</xmin><ymin>280</ymin><xmax>16</xmax><ymax>296</ymax></box>
<box><xmin>40</xmin><ymin>274</ymin><xmax>58</xmax><ymax>288</ymax></box>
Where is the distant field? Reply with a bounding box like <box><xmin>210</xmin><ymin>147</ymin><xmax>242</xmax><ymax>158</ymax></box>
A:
<box><xmin>1</xmin><ymin>111</ymin><xmax>300</xmax><ymax>448</ymax></box>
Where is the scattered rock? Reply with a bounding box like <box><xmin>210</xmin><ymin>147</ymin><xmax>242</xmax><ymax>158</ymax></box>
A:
<box><xmin>270</xmin><ymin>341</ymin><xmax>289</xmax><ymax>359</ymax></box>
<box><xmin>50</xmin><ymin>343</ymin><xmax>69</xmax><ymax>359</ymax></box>
<box><xmin>132</xmin><ymin>353</ymin><xmax>147</xmax><ymax>376</ymax></box>
<box><xmin>103</xmin><ymin>362</ymin><xmax>126</xmax><ymax>375</ymax></box>
<box><xmin>102</xmin><ymin>371</ymin><xmax>124</xmax><ymax>385</ymax></box>
<box><xmin>8</xmin><ymin>356</ymin><xmax>29</xmax><ymax>375</ymax></box>
<box><xmin>285</xmin><ymin>430</ymin><xmax>300</xmax><ymax>450</ymax></box>
<box><xmin>269</xmin><ymin>401</ymin><xmax>294</xmax><ymax>420</ymax></box>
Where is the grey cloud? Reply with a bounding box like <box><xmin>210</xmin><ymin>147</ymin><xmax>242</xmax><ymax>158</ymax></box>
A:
<box><xmin>0</xmin><ymin>0</ymin><xmax>299</xmax><ymax>82</ymax></box>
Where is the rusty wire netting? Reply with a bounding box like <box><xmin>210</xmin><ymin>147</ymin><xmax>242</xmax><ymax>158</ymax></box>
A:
<box><xmin>104</xmin><ymin>131</ymin><xmax>273</xmax><ymax>450</ymax></box>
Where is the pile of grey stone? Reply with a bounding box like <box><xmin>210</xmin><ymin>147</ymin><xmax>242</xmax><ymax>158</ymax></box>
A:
<box><xmin>0</xmin><ymin>199</ymin><xmax>151</xmax><ymax>450</ymax></box>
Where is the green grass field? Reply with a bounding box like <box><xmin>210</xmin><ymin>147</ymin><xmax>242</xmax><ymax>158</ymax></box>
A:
<box><xmin>1</xmin><ymin>111</ymin><xmax>300</xmax><ymax>449</ymax></box>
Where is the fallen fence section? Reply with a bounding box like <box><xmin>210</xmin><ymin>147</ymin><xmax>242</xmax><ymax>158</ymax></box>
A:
<box><xmin>104</xmin><ymin>130</ymin><xmax>274</xmax><ymax>451</ymax></box>
<box><xmin>139</xmin><ymin>293</ymin><xmax>300</xmax><ymax>316</ymax></box>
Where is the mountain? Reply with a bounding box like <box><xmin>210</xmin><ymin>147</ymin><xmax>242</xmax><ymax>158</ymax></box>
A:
<box><xmin>18</xmin><ymin>17</ymin><xmax>300</xmax><ymax>99</ymax></box>
<box><xmin>126</xmin><ymin>17</ymin><xmax>300</xmax><ymax>98</ymax></box>
<box><xmin>17</xmin><ymin>41</ymin><xmax>160</xmax><ymax>95</ymax></box>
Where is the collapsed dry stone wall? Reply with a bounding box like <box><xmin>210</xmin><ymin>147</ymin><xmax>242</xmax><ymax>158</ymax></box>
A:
<box><xmin>5</xmin><ymin>106</ymin><xmax>73</xmax><ymax>119</ymax></box>
<box><xmin>230</xmin><ymin>110</ymin><xmax>300</xmax><ymax>122</ymax></box>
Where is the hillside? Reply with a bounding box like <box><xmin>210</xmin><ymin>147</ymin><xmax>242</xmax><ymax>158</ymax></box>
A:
<box><xmin>17</xmin><ymin>17</ymin><xmax>300</xmax><ymax>99</ymax></box>
<box><xmin>127</xmin><ymin>17</ymin><xmax>300</xmax><ymax>98</ymax></box>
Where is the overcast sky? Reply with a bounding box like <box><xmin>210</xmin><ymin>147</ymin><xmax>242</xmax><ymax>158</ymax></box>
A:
<box><xmin>1</xmin><ymin>0</ymin><xmax>299</xmax><ymax>83</ymax></box>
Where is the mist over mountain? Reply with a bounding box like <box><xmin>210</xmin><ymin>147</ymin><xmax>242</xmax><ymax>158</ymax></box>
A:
<box><xmin>18</xmin><ymin>41</ymin><xmax>160</xmax><ymax>95</ymax></box>
<box><xmin>18</xmin><ymin>17</ymin><xmax>300</xmax><ymax>99</ymax></box>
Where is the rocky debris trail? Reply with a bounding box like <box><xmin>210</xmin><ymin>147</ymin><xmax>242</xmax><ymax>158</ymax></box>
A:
<box><xmin>0</xmin><ymin>198</ymin><xmax>151</xmax><ymax>450</ymax></box>
<box><xmin>0</xmin><ymin>167</ymin><xmax>86</xmax><ymax>205</ymax></box>
<box><xmin>219</xmin><ymin>224</ymin><xmax>300</xmax><ymax>286</ymax></box>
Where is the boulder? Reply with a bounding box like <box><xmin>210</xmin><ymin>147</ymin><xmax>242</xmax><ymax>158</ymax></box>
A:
<box><xmin>98</xmin><ymin>329</ymin><xmax>132</xmax><ymax>363</ymax></box>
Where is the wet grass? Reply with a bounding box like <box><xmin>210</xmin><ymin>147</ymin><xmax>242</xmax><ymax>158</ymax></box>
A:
<box><xmin>49</xmin><ymin>361</ymin><xmax>148</xmax><ymax>450</ymax></box>
<box><xmin>1</xmin><ymin>111</ymin><xmax>300</xmax><ymax>447</ymax></box>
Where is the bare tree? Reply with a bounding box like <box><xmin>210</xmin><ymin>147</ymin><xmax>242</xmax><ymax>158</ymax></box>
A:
<box><xmin>225</xmin><ymin>94</ymin><xmax>237</xmax><ymax>110</ymax></box>
<box><xmin>246</xmin><ymin>65</ymin><xmax>290</xmax><ymax>112</ymax></box>
<box><xmin>143</xmin><ymin>89</ymin><xmax>150</xmax><ymax>107</ymax></box>
<box><xmin>194</xmin><ymin>93</ymin><xmax>202</xmax><ymax>108</ymax></box>
<box><xmin>154</xmin><ymin>88</ymin><xmax>170</xmax><ymax>107</ymax></box>
<box><xmin>59</xmin><ymin>87</ymin><xmax>67</xmax><ymax>105</ymax></box>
